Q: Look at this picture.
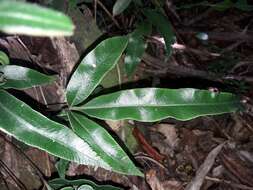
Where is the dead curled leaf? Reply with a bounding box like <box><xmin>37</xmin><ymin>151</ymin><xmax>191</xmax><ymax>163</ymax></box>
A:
<box><xmin>185</xmin><ymin>143</ymin><xmax>225</xmax><ymax>190</ymax></box>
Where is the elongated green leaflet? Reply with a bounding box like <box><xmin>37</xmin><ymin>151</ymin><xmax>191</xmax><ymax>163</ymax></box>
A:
<box><xmin>77</xmin><ymin>88</ymin><xmax>241</xmax><ymax>122</ymax></box>
<box><xmin>66</xmin><ymin>36</ymin><xmax>128</xmax><ymax>106</ymax></box>
<box><xmin>0</xmin><ymin>65</ymin><xmax>55</xmax><ymax>89</ymax></box>
<box><xmin>0</xmin><ymin>90</ymin><xmax>109</xmax><ymax>168</ymax></box>
<box><xmin>0</xmin><ymin>0</ymin><xmax>74</xmax><ymax>36</ymax></box>
<box><xmin>55</xmin><ymin>159</ymin><xmax>69</xmax><ymax>179</ymax></box>
<box><xmin>67</xmin><ymin>112</ymin><xmax>143</xmax><ymax>176</ymax></box>
<box><xmin>125</xmin><ymin>21</ymin><xmax>151</xmax><ymax>76</ymax></box>
<box><xmin>144</xmin><ymin>10</ymin><xmax>174</xmax><ymax>56</ymax></box>
<box><xmin>49</xmin><ymin>178</ymin><xmax>122</xmax><ymax>190</ymax></box>
<box><xmin>113</xmin><ymin>0</ymin><xmax>132</xmax><ymax>16</ymax></box>
<box><xmin>0</xmin><ymin>51</ymin><xmax>9</xmax><ymax>65</ymax></box>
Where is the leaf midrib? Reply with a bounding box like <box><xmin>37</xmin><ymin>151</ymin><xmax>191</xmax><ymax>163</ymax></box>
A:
<box><xmin>0</xmin><ymin>99</ymin><xmax>97</xmax><ymax>163</ymax></box>
<box><xmin>80</xmin><ymin>100</ymin><xmax>239</xmax><ymax>110</ymax></box>
<box><xmin>70</xmin><ymin>112</ymin><xmax>126</xmax><ymax>170</ymax></box>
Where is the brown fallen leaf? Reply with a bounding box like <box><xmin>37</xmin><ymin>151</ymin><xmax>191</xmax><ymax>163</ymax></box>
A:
<box><xmin>185</xmin><ymin>143</ymin><xmax>225</xmax><ymax>190</ymax></box>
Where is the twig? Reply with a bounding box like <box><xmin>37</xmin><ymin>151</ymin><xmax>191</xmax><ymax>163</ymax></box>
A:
<box><xmin>0</xmin><ymin>171</ymin><xmax>10</xmax><ymax>190</ymax></box>
<box><xmin>221</xmin><ymin>40</ymin><xmax>244</xmax><ymax>54</ymax></box>
<box><xmin>239</xmin><ymin>115</ymin><xmax>253</xmax><ymax>134</ymax></box>
<box><xmin>172</xmin><ymin>43</ymin><xmax>220</xmax><ymax>57</ymax></box>
<box><xmin>142</xmin><ymin>53</ymin><xmax>221</xmax><ymax>81</ymax></box>
<box><xmin>38</xmin><ymin>86</ymin><xmax>48</xmax><ymax>106</ymax></box>
<box><xmin>116</xmin><ymin>63</ymin><xmax>122</xmax><ymax>88</ymax></box>
<box><xmin>185</xmin><ymin>8</ymin><xmax>213</xmax><ymax>26</ymax></box>
<box><xmin>231</xmin><ymin>61</ymin><xmax>252</xmax><ymax>72</ymax></box>
<box><xmin>177</xmin><ymin>28</ymin><xmax>253</xmax><ymax>42</ymax></box>
<box><xmin>96</xmin><ymin>0</ymin><xmax>121</xmax><ymax>29</ymax></box>
<box><xmin>0</xmin><ymin>160</ymin><xmax>27</xmax><ymax>190</ymax></box>
<box><xmin>0</xmin><ymin>133</ymin><xmax>46</xmax><ymax>186</ymax></box>
<box><xmin>165</xmin><ymin>0</ymin><xmax>181</xmax><ymax>22</ymax></box>
<box><xmin>205</xmin><ymin>176</ymin><xmax>253</xmax><ymax>190</ymax></box>
<box><xmin>94</xmin><ymin>0</ymin><xmax>97</xmax><ymax>23</ymax></box>
<box><xmin>135</xmin><ymin>155</ymin><xmax>167</xmax><ymax>170</ymax></box>
<box><xmin>16</xmin><ymin>37</ymin><xmax>49</xmax><ymax>108</ymax></box>
<box><xmin>142</xmin><ymin>53</ymin><xmax>253</xmax><ymax>83</ymax></box>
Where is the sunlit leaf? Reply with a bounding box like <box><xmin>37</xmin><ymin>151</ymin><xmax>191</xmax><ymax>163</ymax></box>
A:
<box><xmin>66</xmin><ymin>36</ymin><xmax>128</xmax><ymax>106</ymax></box>
<box><xmin>113</xmin><ymin>0</ymin><xmax>132</xmax><ymax>16</ymax></box>
<box><xmin>0</xmin><ymin>90</ymin><xmax>110</xmax><ymax>169</ymax></box>
<box><xmin>0</xmin><ymin>0</ymin><xmax>74</xmax><ymax>36</ymax></box>
<box><xmin>67</xmin><ymin>112</ymin><xmax>143</xmax><ymax>176</ymax></box>
<box><xmin>0</xmin><ymin>65</ymin><xmax>55</xmax><ymax>89</ymax></box>
<box><xmin>77</xmin><ymin>88</ymin><xmax>242</xmax><ymax>122</ymax></box>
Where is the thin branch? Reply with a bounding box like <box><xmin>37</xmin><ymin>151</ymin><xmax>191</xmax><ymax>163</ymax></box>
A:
<box><xmin>94</xmin><ymin>0</ymin><xmax>97</xmax><ymax>23</ymax></box>
<box><xmin>135</xmin><ymin>155</ymin><xmax>167</xmax><ymax>170</ymax></box>
<box><xmin>205</xmin><ymin>176</ymin><xmax>253</xmax><ymax>190</ymax></box>
<box><xmin>96</xmin><ymin>0</ymin><xmax>121</xmax><ymax>29</ymax></box>
<box><xmin>116</xmin><ymin>63</ymin><xmax>122</xmax><ymax>89</ymax></box>
<box><xmin>185</xmin><ymin>8</ymin><xmax>213</xmax><ymax>26</ymax></box>
<box><xmin>142</xmin><ymin>53</ymin><xmax>221</xmax><ymax>82</ymax></box>
<box><xmin>0</xmin><ymin>160</ymin><xmax>27</xmax><ymax>190</ymax></box>
<box><xmin>177</xmin><ymin>28</ymin><xmax>253</xmax><ymax>42</ymax></box>
<box><xmin>0</xmin><ymin>171</ymin><xmax>10</xmax><ymax>190</ymax></box>
<box><xmin>0</xmin><ymin>134</ymin><xmax>46</xmax><ymax>186</ymax></box>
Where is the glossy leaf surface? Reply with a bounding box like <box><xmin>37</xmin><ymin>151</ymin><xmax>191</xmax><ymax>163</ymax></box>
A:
<box><xmin>60</xmin><ymin>187</ymin><xmax>73</xmax><ymax>190</ymax></box>
<box><xmin>113</xmin><ymin>0</ymin><xmax>132</xmax><ymax>16</ymax></box>
<box><xmin>144</xmin><ymin>10</ymin><xmax>174</xmax><ymax>56</ymax></box>
<box><xmin>78</xmin><ymin>185</ymin><xmax>93</xmax><ymax>190</ymax></box>
<box><xmin>0</xmin><ymin>0</ymin><xmax>74</xmax><ymax>36</ymax></box>
<box><xmin>66</xmin><ymin>36</ymin><xmax>128</xmax><ymax>106</ymax></box>
<box><xmin>78</xmin><ymin>88</ymin><xmax>241</xmax><ymax>122</ymax></box>
<box><xmin>125</xmin><ymin>21</ymin><xmax>151</xmax><ymax>76</ymax></box>
<box><xmin>0</xmin><ymin>90</ymin><xmax>109</xmax><ymax>169</ymax></box>
<box><xmin>0</xmin><ymin>51</ymin><xmax>9</xmax><ymax>65</ymax></box>
<box><xmin>49</xmin><ymin>178</ymin><xmax>122</xmax><ymax>190</ymax></box>
<box><xmin>67</xmin><ymin>112</ymin><xmax>143</xmax><ymax>176</ymax></box>
<box><xmin>0</xmin><ymin>65</ymin><xmax>55</xmax><ymax>89</ymax></box>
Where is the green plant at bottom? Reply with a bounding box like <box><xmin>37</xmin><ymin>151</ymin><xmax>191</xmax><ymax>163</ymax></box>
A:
<box><xmin>0</xmin><ymin>35</ymin><xmax>242</xmax><ymax>176</ymax></box>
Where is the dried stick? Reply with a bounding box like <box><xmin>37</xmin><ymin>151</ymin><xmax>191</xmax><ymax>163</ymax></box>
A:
<box><xmin>205</xmin><ymin>176</ymin><xmax>253</xmax><ymax>190</ymax></box>
<box><xmin>96</xmin><ymin>0</ymin><xmax>121</xmax><ymax>29</ymax></box>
